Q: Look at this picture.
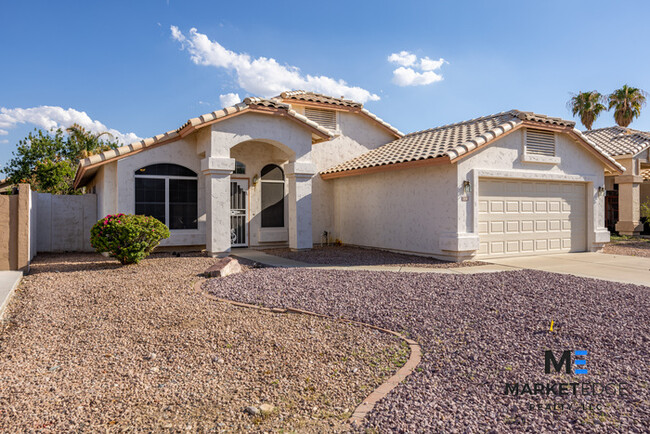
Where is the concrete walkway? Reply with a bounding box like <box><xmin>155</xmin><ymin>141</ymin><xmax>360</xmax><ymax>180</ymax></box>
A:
<box><xmin>0</xmin><ymin>271</ymin><xmax>22</xmax><ymax>320</ymax></box>
<box><xmin>486</xmin><ymin>252</ymin><xmax>650</xmax><ymax>287</ymax></box>
<box><xmin>230</xmin><ymin>248</ymin><xmax>511</xmax><ymax>274</ymax></box>
<box><xmin>232</xmin><ymin>249</ymin><xmax>650</xmax><ymax>287</ymax></box>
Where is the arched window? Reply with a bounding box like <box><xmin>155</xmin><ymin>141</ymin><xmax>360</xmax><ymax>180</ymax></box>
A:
<box><xmin>260</xmin><ymin>164</ymin><xmax>284</xmax><ymax>228</ymax></box>
<box><xmin>135</xmin><ymin>163</ymin><xmax>198</xmax><ymax>229</ymax></box>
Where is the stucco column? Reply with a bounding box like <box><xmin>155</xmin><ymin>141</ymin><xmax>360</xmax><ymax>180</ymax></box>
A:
<box><xmin>615</xmin><ymin>174</ymin><xmax>643</xmax><ymax>235</ymax></box>
<box><xmin>286</xmin><ymin>161</ymin><xmax>316</xmax><ymax>251</ymax></box>
<box><xmin>201</xmin><ymin>157</ymin><xmax>235</xmax><ymax>256</ymax></box>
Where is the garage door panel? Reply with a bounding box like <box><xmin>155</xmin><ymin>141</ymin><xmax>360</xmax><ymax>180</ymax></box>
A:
<box><xmin>477</xmin><ymin>179</ymin><xmax>587</xmax><ymax>259</ymax></box>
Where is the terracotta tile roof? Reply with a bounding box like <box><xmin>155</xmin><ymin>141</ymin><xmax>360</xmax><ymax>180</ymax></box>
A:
<box><xmin>279</xmin><ymin>90</ymin><xmax>363</xmax><ymax>108</ymax></box>
<box><xmin>322</xmin><ymin>110</ymin><xmax>622</xmax><ymax>175</ymax></box>
<box><xmin>276</xmin><ymin>90</ymin><xmax>403</xmax><ymax>137</ymax></box>
<box><xmin>74</xmin><ymin>98</ymin><xmax>333</xmax><ymax>188</ymax></box>
<box><xmin>582</xmin><ymin>126</ymin><xmax>650</xmax><ymax>157</ymax></box>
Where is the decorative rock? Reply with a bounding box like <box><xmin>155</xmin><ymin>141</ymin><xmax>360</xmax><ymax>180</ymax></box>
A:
<box><xmin>204</xmin><ymin>257</ymin><xmax>242</xmax><ymax>278</ymax></box>
<box><xmin>244</xmin><ymin>406</ymin><xmax>260</xmax><ymax>416</ymax></box>
<box><xmin>259</xmin><ymin>404</ymin><xmax>274</xmax><ymax>415</ymax></box>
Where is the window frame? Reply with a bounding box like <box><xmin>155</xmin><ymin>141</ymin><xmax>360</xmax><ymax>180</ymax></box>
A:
<box><xmin>134</xmin><ymin>166</ymin><xmax>198</xmax><ymax>230</ymax></box>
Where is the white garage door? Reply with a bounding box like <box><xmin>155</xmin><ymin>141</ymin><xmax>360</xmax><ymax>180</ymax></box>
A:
<box><xmin>477</xmin><ymin>179</ymin><xmax>587</xmax><ymax>258</ymax></box>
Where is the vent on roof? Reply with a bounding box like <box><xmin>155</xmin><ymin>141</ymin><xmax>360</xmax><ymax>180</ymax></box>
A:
<box><xmin>304</xmin><ymin>108</ymin><xmax>337</xmax><ymax>131</ymax></box>
<box><xmin>525</xmin><ymin>128</ymin><xmax>555</xmax><ymax>156</ymax></box>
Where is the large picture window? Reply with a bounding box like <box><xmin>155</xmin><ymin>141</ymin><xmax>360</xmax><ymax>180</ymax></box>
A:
<box><xmin>260</xmin><ymin>164</ymin><xmax>285</xmax><ymax>228</ymax></box>
<box><xmin>135</xmin><ymin>163</ymin><xmax>198</xmax><ymax>229</ymax></box>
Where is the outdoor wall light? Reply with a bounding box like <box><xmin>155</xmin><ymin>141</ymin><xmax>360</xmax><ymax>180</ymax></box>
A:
<box><xmin>462</xmin><ymin>180</ymin><xmax>472</xmax><ymax>195</ymax></box>
<box><xmin>252</xmin><ymin>174</ymin><xmax>259</xmax><ymax>185</ymax></box>
<box><xmin>597</xmin><ymin>186</ymin><xmax>605</xmax><ymax>197</ymax></box>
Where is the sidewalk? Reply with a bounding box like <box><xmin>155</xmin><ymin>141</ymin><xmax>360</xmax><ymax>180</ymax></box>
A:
<box><xmin>230</xmin><ymin>248</ymin><xmax>512</xmax><ymax>274</ymax></box>
<box><xmin>0</xmin><ymin>271</ymin><xmax>22</xmax><ymax>320</ymax></box>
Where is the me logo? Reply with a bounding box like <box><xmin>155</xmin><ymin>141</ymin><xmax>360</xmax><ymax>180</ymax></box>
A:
<box><xmin>544</xmin><ymin>350</ymin><xmax>588</xmax><ymax>375</ymax></box>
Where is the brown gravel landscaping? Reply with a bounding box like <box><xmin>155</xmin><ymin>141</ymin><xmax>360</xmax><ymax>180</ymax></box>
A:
<box><xmin>206</xmin><ymin>268</ymin><xmax>650</xmax><ymax>433</ymax></box>
<box><xmin>0</xmin><ymin>253</ymin><xmax>405</xmax><ymax>432</ymax></box>
<box><xmin>262</xmin><ymin>245</ymin><xmax>487</xmax><ymax>268</ymax></box>
<box><xmin>603</xmin><ymin>238</ymin><xmax>650</xmax><ymax>258</ymax></box>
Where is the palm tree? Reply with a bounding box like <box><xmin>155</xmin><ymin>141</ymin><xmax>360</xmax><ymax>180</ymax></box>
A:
<box><xmin>567</xmin><ymin>91</ymin><xmax>607</xmax><ymax>130</ymax></box>
<box><xmin>66</xmin><ymin>123</ymin><xmax>116</xmax><ymax>159</ymax></box>
<box><xmin>607</xmin><ymin>85</ymin><xmax>647</xmax><ymax>127</ymax></box>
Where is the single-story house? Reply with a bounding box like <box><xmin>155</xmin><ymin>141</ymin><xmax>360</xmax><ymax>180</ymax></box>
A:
<box><xmin>74</xmin><ymin>91</ymin><xmax>623</xmax><ymax>261</ymax></box>
<box><xmin>582</xmin><ymin>127</ymin><xmax>650</xmax><ymax>235</ymax></box>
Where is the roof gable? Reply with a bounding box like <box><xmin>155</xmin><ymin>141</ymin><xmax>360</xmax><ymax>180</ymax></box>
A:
<box><xmin>73</xmin><ymin>98</ymin><xmax>333</xmax><ymax>188</ymax></box>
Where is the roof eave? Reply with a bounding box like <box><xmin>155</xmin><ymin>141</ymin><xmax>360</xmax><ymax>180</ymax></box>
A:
<box><xmin>320</xmin><ymin>156</ymin><xmax>451</xmax><ymax>180</ymax></box>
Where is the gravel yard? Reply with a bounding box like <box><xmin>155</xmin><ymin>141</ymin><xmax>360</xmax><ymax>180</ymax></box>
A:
<box><xmin>206</xmin><ymin>268</ymin><xmax>650</xmax><ymax>433</ymax></box>
<box><xmin>262</xmin><ymin>245</ymin><xmax>486</xmax><ymax>268</ymax></box>
<box><xmin>604</xmin><ymin>238</ymin><xmax>650</xmax><ymax>258</ymax></box>
<box><xmin>0</xmin><ymin>253</ymin><xmax>405</xmax><ymax>432</ymax></box>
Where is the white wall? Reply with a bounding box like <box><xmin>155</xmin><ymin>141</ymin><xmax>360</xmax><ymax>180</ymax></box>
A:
<box><xmin>331</xmin><ymin>163</ymin><xmax>458</xmax><ymax>258</ymax></box>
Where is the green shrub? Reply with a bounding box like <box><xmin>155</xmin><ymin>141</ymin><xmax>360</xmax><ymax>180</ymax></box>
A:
<box><xmin>90</xmin><ymin>214</ymin><xmax>170</xmax><ymax>265</ymax></box>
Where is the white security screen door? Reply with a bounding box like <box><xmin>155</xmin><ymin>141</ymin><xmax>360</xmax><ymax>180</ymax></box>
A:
<box><xmin>230</xmin><ymin>179</ymin><xmax>248</xmax><ymax>247</ymax></box>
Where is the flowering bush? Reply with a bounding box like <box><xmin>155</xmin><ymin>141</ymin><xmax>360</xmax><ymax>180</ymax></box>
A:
<box><xmin>90</xmin><ymin>214</ymin><xmax>170</xmax><ymax>265</ymax></box>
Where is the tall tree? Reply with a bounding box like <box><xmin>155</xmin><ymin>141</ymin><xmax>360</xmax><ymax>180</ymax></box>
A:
<box><xmin>567</xmin><ymin>91</ymin><xmax>607</xmax><ymax>130</ymax></box>
<box><xmin>607</xmin><ymin>85</ymin><xmax>647</xmax><ymax>127</ymax></box>
<box><xmin>1</xmin><ymin>126</ymin><xmax>119</xmax><ymax>194</ymax></box>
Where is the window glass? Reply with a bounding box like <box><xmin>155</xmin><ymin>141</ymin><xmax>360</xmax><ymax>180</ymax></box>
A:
<box><xmin>135</xmin><ymin>178</ymin><xmax>165</xmax><ymax>223</ymax></box>
<box><xmin>261</xmin><ymin>164</ymin><xmax>284</xmax><ymax>227</ymax></box>
<box><xmin>234</xmin><ymin>160</ymin><xmax>246</xmax><ymax>174</ymax></box>
<box><xmin>135</xmin><ymin>164</ymin><xmax>198</xmax><ymax>229</ymax></box>
<box><xmin>135</xmin><ymin>164</ymin><xmax>196</xmax><ymax>177</ymax></box>
<box><xmin>169</xmin><ymin>179</ymin><xmax>198</xmax><ymax>229</ymax></box>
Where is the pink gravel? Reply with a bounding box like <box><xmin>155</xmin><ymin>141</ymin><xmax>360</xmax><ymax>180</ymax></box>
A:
<box><xmin>603</xmin><ymin>240</ymin><xmax>650</xmax><ymax>258</ymax></box>
<box><xmin>0</xmin><ymin>253</ymin><xmax>405</xmax><ymax>432</ymax></box>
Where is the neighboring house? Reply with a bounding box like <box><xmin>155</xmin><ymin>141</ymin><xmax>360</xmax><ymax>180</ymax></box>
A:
<box><xmin>582</xmin><ymin>127</ymin><xmax>650</xmax><ymax>235</ymax></box>
<box><xmin>74</xmin><ymin>92</ymin><xmax>623</xmax><ymax>261</ymax></box>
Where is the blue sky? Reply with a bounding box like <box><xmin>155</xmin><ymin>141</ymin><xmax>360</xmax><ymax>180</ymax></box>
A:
<box><xmin>1</xmin><ymin>0</ymin><xmax>649</xmax><ymax>169</ymax></box>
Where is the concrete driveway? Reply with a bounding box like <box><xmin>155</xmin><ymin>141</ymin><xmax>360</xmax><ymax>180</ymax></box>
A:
<box><xmin>486</xmin><ymin>252</ymin><xmax>650</xmax><ymax>287</ymax></box>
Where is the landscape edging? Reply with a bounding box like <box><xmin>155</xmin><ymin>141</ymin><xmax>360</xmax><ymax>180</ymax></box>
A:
<box><xmin>193</xmin><ymin>278</ymin><xmax>423</xmax><ymax>427</ymax></box>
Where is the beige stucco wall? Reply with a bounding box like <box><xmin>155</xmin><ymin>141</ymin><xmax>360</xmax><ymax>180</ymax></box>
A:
<box><xmin>330</xmin><ymin>163</ymin><xmax>458</xmax><ymax>259</ymax></box>
<box><xmin>0</xmin><ymin>184</ymin><xmax>32</xmax><ymax>271</ymax></box>
<box><xmin>310</xmin><ymin>111</ymin><xmax>397</xmax><ymax>243</ymax></box>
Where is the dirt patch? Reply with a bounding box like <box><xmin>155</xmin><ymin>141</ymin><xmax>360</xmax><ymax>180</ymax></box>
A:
<box><xmin>604</xmin><ymin>240</ymin><xmax>650</xmax><ymax>258</ymax></box>
<box><xmin>0</xmin><ymin>253</ymin><xmax>404</xmax><ymax>432</ymax></box>
<box><xmin>262</xmin><ymin>245</ymin><xmax>486</xmax><ymax>268</ymax></box>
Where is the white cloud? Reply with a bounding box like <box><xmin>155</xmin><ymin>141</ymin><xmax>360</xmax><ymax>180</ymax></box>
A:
<box><xmin>219</xmin><ymin>93</ymin><xmax>241</xmax><ymax>108</ymax></box>
<box><xmin>0</xmin><ymin>139</ymin><xmax>8</xmax><ymax>144</ymax></box>
<box><xmin>387</xmin><ymin>51</ymin><xmax>417</xmax><ymax>67</ymax></box>
<box><xmin>420</xmin><ymin>56</ymin><xmax>447</xmax><ymax>71</ymax></box>
<box><xmin>0</xmin><ymin>106</ymin><xmax>141</xmax><ymax>145</ymax></box>
<box><xmin>388</xmin><ymin>51</ymin><xmax>447</xmax><ymax>87</ymax></box>
<box><xmin>392</xmin><ymin>67</ymin><xmax>444</xmax><ymax>87</ymax></box>
<box><xmin>171</xmin><ymin>26</ymin><xmax>380</xmax><ymax>103</ymax></box>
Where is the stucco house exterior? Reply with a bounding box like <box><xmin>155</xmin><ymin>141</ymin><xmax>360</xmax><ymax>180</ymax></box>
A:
<box><xmin>582</xmin><ymin>127</ymin><xmax>650</xmax><ymax>235</ymax></box>
<box><xmin>74</xmin><ymin>91</ymin><xmax>623</xmax><ymax>261</ymax></box>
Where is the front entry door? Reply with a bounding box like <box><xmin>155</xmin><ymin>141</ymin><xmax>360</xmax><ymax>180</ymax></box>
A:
<box><xmin>230</xmin><ymin>179</ymin><xmax>248</xmax><ymax>247</ymax></box>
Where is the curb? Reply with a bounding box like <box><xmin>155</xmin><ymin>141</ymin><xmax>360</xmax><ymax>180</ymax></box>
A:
<box><xmin>193</xmin><ymin>279</ymin><xmax>422</xmax><ymax>428</ymax></box>
<box><xmin>0</xmin><ymin>271</ymin><xmax>23</xmax><ymax>322</ymax></box>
